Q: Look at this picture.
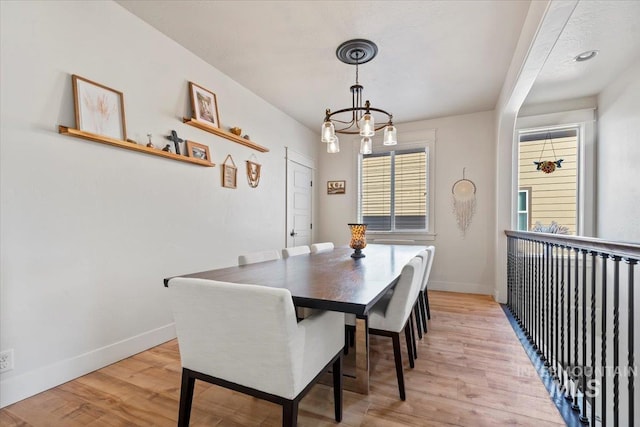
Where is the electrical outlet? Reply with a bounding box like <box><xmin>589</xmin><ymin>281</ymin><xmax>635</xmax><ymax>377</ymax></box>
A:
<box><xmin>0</xmin><ymin>349</ymin><xmax>14</xmax><ymax>373</ymax></box>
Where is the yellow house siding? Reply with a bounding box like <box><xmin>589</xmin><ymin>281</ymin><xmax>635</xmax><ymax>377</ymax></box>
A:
<box><xmin>519</xmin><ymin>136</ymin><xmax>578</xmax><ymax>234</ymax></box>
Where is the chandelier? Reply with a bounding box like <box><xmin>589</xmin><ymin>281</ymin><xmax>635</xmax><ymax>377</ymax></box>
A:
<box><xmin>321</xmin><ymin>39</ymin><xmax>397</xmax><ymax>154</ymax></box>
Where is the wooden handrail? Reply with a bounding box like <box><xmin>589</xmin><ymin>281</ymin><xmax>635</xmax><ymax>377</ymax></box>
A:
<box><xmin>504</xmin><ymin>230</ymin><xmax>640</xmax><ymax>260</ymax></box>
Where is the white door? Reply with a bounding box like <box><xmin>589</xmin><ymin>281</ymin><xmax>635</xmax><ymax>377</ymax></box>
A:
<box><xmin>286</xmin><ymin>150</ymin><xmax>313</xmax><ymax>248</ymax></box>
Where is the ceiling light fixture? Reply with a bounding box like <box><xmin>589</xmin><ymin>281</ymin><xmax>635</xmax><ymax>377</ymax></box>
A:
<box><xmin>574</xmin><ymin>50</ymin><xmax>598</xmax><ymax>62</ymax></box>
<box><xmin>322</xmin><ymin>39</ymin><xmax>397</xmax><ymax>154</ymax></box>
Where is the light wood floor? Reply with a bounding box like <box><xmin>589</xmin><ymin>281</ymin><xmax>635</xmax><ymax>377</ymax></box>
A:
<box><xmin>0</xmin><ymin>291</ymin><xmax>564</xmax><ymax>426</ymax></box>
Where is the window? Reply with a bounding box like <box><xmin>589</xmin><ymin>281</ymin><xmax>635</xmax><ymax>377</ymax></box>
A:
<box><xmin>359</xmin><ymin>148</ymin><xmax>428</xmax><ymax>231</ymax></box>
<box><xmin>515</xmin><ymin>108</ymin><xmax>596</xmax><ymax>236</ymax></box>
<box><xmin>517</xmin><ymin>128</ymin><xmax>578</xmax><ymax>235</ymax></box>
<box><xmin>517</xmin><ymin>188</ymin><xmax>531</xmax><ymax>231</ymax></box>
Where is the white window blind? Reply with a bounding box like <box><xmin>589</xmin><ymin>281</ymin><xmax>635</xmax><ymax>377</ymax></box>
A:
<box><xmin>360</xmin><ymin>148</ymin><xmax>427</xmax><ymax>231</ymax></box>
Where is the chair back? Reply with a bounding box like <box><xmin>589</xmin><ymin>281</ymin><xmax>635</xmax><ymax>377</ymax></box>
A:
<box><xmin>168</xmin><ymin>278</ymin><xmax>302</xmax><ymax>398</ymax></box>
<box><xmin>282</xmin><ymin>245</ymin><xmax>311</xmax><ymax>258</ymax></box>
<box><xmin>416</xmin><ymin>249</ymin><xmax>431</xmax><ymax>291</ymax></box>
<box><xmin>421</xmin><ymin>245</ymin><xmax>435</xmax><ymax>291</ymax></box>
<box><xmin>238</xmin><ymin>249</ymin><xmax>281</xmax><ymax>265</ymax></box>
<box><xmin>377</xmin><ymin>256</ymin><xmax>423</xmax><ymax>332</ymax></box>
<box><xmin>310</xmin><ymin>242</ymin><xmax>334</xmax><ymax>253</ymax></box>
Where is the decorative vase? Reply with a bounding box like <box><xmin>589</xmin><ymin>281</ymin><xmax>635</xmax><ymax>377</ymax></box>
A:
<box><xmin>348</xmin><ymin>223</ymin><xmax>367</xmax><ymax>258</ymax></box>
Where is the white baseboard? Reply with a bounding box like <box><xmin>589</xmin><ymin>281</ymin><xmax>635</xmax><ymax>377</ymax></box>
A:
<box><xmin>428</xmin><ymin>280</ymin><xmax>493</xmax><ymax>295</ymax></box>
<box><xmin>0</xmin><ymin>323</ymin><xmax>176</xmax><ymax>408</ymax></box>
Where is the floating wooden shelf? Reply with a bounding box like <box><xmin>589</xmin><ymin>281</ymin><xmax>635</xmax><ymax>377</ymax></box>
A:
<box><xmin>182</xmin><ymin>118</ymin><xmax>269</xmax><ymax>152</ymax></box>
<box><xmin>58</xmin><ymin>126</ymin><xmax>215</xmax><ymax>167</ymax></box>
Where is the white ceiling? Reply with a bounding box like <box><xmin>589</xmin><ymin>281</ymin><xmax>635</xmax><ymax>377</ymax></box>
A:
<box><xmin>524</xmin><ymin>0</ymin><xmax>640</xmax><ymax>105</ymax></box>
<box><xmin>116</xmin><ymin>0</ymin><xmax>531</xmax><ymax>132</ymax></box>
<box><xmin>116</xmin><ymin>0</ymin><xmax>640</xmax><ymax>132</ymax></box>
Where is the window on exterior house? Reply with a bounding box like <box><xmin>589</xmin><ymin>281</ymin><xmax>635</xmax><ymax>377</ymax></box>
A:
<box><xmin>517</xmin><ymin>128</ymin><xmax>578</xmax><ymax>235</ymax></box>
<box><xmin>359</xmin><ymin>148</ymin><xmax>427</xmax><ymax>232</ymax></box>
<box><xmin>517</xmin><ymin>188</ymin><xmax>531</xmax><ymax>231</ymax></box>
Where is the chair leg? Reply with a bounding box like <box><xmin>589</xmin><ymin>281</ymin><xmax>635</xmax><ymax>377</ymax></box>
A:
<box><xmin>404</xmin><ymin>322</ymin><xmax>415</xmax><ymax>368</ymax></box>
<box><xmin>178</xmin><ymin>368</ymin><xmax>196</xmax><ymax>427</ymax></box>
<box><xmin>410</xmin><ymin>314</ymin><xmax>418</xmax><ymax>360</ymax></box>
<box><xmin>343</xmin><ymin>325</ymin><xmax>350</xmax><ymax>355</ymax></box>
<box><xmin>392</xmin><ymin>332</ymin><xmax>406</xmax><ymax>400</ymax></box>
<box><xmin>282</xmin><ymin>400</ymin><xmax>299</xmax><ymax>427</ymax></box>
<box><xmin>332</xmin><ymin>356</ymin><xmax>343</xmax><ymax>422</ymax></box>
<box><xmin>425</xmin><ymin>288</ymin><xmax>431</xmax><ymax>320</ymax></box>
<box><xmin>414</xmin><ymin>302</ymin><xmax>423</xmax><ymax>339</ymax></box>
<box><xmin>419</xmin><ymin>290</ymin><xmax>428</xmax><ymax>333</ymax></box>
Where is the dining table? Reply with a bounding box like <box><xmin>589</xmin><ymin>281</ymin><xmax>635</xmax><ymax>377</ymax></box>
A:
<box><xmin>164</xmin><ymin>243</ymin><xmax>425</xmax><ymax>394</ymax></box>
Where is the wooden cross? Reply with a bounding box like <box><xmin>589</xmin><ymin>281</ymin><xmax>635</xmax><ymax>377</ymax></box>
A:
<box><xmin>165</xmin><ymin>130</ymin><xmax>185</xmax><ymax>155</ymax></box>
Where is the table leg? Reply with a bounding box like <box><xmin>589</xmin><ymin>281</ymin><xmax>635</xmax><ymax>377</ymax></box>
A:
<box><xmin>322</xmin><ymin>315</ymin><xmax>370</xmax><ymax>394</ymax></box>
<box><xmin>342</xmin><ymin>316</ymin><xmax>370</xmax><ymax>394</ymax></box>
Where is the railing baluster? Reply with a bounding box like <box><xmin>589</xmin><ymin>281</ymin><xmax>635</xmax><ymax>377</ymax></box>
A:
<box><xmin>553</xmin><ymin>246</ymin><xmax>564</xmax><ymax>385</ymax></box>
<box><xmin>544</xmin><ymin>242</ymin><xmax>550</xmax><ymax>365</ymax></box>
<box><xmin>573</xmin><ymin>247</ymin><xmax>581</xmax><ymax>412</ymax></box>
<box><xmin>590</xmin><ymin>251</ymin><xmax>597</xmax><ymax>427</ymax></box>
<box><xmin>566</xmin><ymin>245</ymin><xmax>573</xmax><ymax>401</ymax></box>
<box><xmin>601</xmin><ymin>253</ymin><xmax>607</xmax><ymax>427</ymax></box>
<box><xmin>550</xmin><ymin>245</ymin><xmax>560</xmax><ymax>381</ymax></box>
<box><xmin>581</xmin><ymin>249</ymin><xmax>589</xmax><ymax>423</ymax></box>
<box><xmin>613</xmin><ymin>256</ymin><xmax>621</xmax><ymax>427</ymax></box>
<box><xmin>536</xmin><ymin>241</ymin><xmax>541</xmax><ymax>354</ymax></box>
<box><xmin>612</xmin><ymin>256</ymin><xmax>621</xmax><ymax>427</ymax></box>
<box><xmin>560</xmin><ymin>245</ymin><xmax>565</xmax><ymax>388</ymax></box>
<box><xmin>628</xmin><ymin>258</ymin><xmax>636</xmax><ymax>427</ymax></box>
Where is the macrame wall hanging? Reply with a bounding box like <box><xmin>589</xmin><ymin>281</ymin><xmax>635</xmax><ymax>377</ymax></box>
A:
<box><xmin>533</xmin><ymin>131</ymin><xmax>563</xmax><ymax>174</ymax></box>
<box><xmin>246</xmin><ymin>154</ymin><xmax>262</xmax><ymax>188</ymax></box>
<box><xmin>451</xmin><ymin>168</ymin><xmax>477</xmax><ymax>237</ymax></box>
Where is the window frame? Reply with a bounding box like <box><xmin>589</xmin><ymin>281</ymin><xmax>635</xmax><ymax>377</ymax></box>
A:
<box><xmin>356</xmin><ymin>135</ymin><xmax>436</xmax><ymax>240</ymax></box>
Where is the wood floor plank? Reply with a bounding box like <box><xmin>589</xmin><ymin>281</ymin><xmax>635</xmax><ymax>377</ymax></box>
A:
<box><xmin>0</xmin><ymin>291</ymin><xmax>564</xmax><ymax>426</ymax></box>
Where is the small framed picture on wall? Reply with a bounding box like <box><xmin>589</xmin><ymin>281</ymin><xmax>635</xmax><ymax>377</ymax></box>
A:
<box><xmin>185</xmin><ymin>141</ymin><xmax>211</xmax><ymax>161</ymax></box>
<box><xmin>189</xmin><ymin>82</ymin><xmax>220</xmax><ymax>128</ymax></box>
<box><xmin>327</xmin><ymin>180</ymin><xmax>346</xmax><ymax>195</ymax></box>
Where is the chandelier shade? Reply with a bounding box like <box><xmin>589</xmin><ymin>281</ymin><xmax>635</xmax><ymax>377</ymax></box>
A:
<box><xmin>360</xmin><ymin>137</ymin><xmax>372</xmax><ymax>155</ymax></box>
<box><xmin>327</xmin><ymin>135</ymin><xmax>340</xmax><ymax>153</ymax></box>
<box><xmin>322</xmin><ymin>39</ymin><xmax>397</xmax><ymax>154</ymax></box>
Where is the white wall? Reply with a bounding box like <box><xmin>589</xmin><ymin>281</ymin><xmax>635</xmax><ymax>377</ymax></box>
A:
<box><xmin>0</xmin><ymin>1</ymin><xmax>317</xmax><ymax>407</ymax></box>
<box><xmin>317</xmin><ymin>111</ymin><xmax>497</xmax><ymax>295</ymax></box>
<box><xmin>596</xmin><ymin>59</ymin><xmax>640</xmax><ymax>242</ymax></box>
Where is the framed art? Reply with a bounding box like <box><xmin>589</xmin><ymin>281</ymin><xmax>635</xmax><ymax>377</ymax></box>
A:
<box><xmin>327</xmin><ymin>180</ymin><xmax>346</xmax><ymax>194</ymax></box>
<box><xmin>222</xmin><ymin>154</ymin><xmax>237</xmax><ymax>189</ymax></box>
<box><xmin>72</xmin><ymin>75</ymin><xmax>127</xmax><ymax>140</ymax></box>
<box><xmin>185</xmin><ymin>141</ymin><xmax>211</xmax><ymax>161</ymax></box>
<box><xmin>189</xmin><ymin>82</ymin><xmax>220</xmax><ymax>128</ymax></box>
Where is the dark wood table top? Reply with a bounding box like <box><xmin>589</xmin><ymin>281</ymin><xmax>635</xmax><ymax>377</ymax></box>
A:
<box><xmin>164</xmin><ymin>244</ymin><xmax>425</xmax><ymax>316</ymax></box>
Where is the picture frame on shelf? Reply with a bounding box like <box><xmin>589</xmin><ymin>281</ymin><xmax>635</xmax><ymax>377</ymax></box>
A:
<box><xmin>72</xmin><ymin>74</ymin><xmax>127</xmax><ymax>141</ymax></box>
<box><xmin>327</xmin><ymin>180</ymin><xmax>346</xmax><ymax>195</ymax></box>
<box><xmin>189</xmin><ymin>82</ymin><xmax>220</xmax><ymax>128</ymax></box>
<box><xmin>185</xmin><ymin>140</ymin><xmax>211</xmax><ymax>161</ymax></box>
<box><xmin>222</xmin><ymin>154</ymin><xmax>237</xmax><ymax>189</ymax></box>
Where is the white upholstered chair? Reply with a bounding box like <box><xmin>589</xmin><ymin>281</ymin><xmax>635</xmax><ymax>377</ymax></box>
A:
<box><xmin>168</xmin><ymin>278</ymin><xmax>344</xmax><ymax>427</ymax></box>
<box><xmin>368</xmin><ymin>256</ymin><xmax>423</xmax><ymax>400</ymax></box>
<box><xmin>238</xmin><ymin>249</ymin><xmax>281</xmax><ymax>265</ymax></box>
<box><xmin>282</xmin><ymin>245</ymin><xmax>311</xmax><ymax>258</ymax></box>
<box><xmin>310</xmin><ymin>242</ymin><xmax>334</xmax><ymax>253</ymax></box>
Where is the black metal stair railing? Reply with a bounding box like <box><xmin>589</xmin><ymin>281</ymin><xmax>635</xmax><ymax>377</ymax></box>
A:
<box><xmin>505</xmin><ymin>230</ymin><xmax>639</xmax><ymax>426</ymax></box>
